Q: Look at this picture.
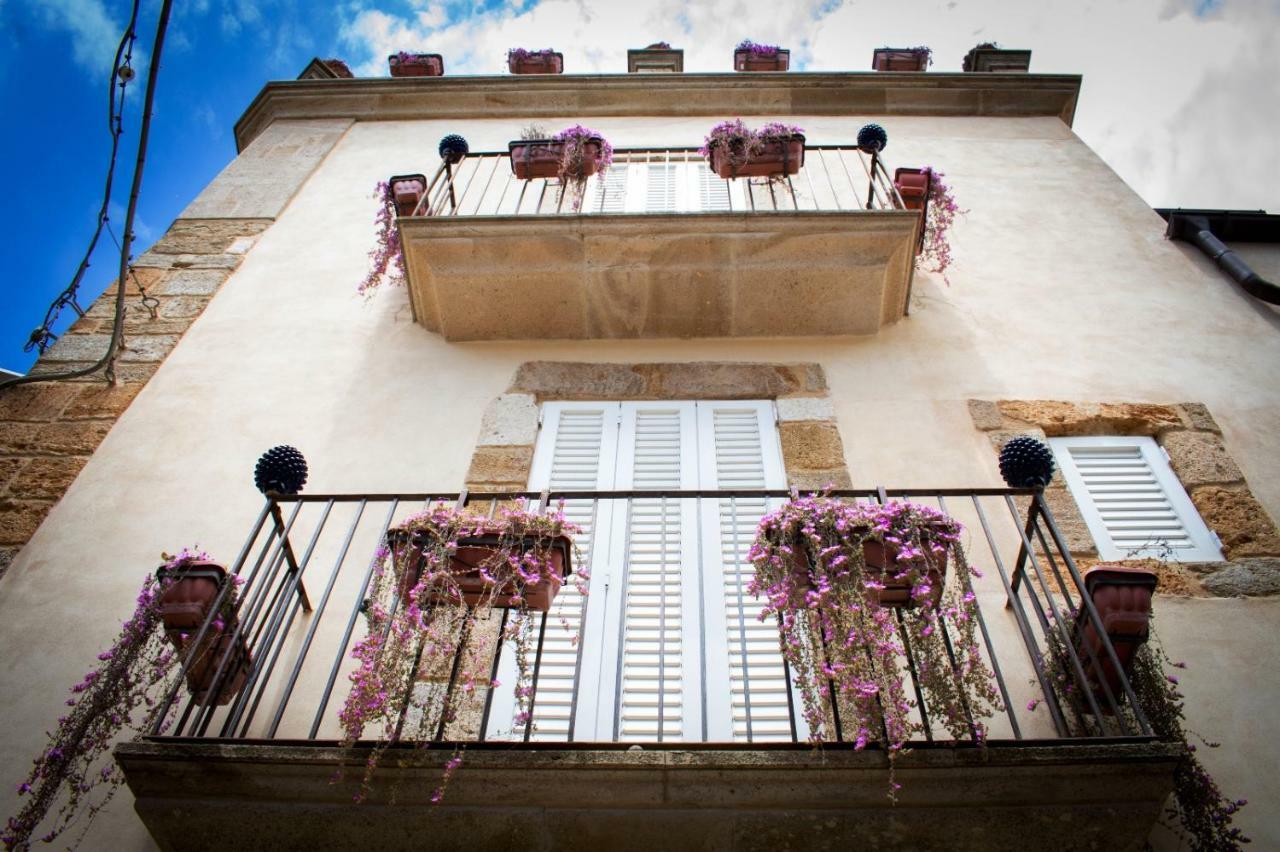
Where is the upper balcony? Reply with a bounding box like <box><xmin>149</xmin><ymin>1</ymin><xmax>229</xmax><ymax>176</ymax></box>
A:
<box><xmin>116</xmin><ymin>486</ymin><xmax>1178</xmax><ymax>850</ymax></box>
<box><xmin>398</xmin><ymin>143</ymin><xmax>921</xmax><ymax>340</ymax></box>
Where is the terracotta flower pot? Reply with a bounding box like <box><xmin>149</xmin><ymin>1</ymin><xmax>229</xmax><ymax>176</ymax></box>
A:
<box><xmin>709</xmin><ymin>134</ymin><xmax>805</xmax><ymax>179</ymax></box>
<box><xmin>1073</xmin><ymin>564</ymin><xmax>1158</xmax><ymax>708</ymax></box>
<box><xmin>182</xmin><ymin>629</ymin><xmax>252</xmax><ymax>706</ymax></box>
<box><xmin>789</xmin><ymin>532</ymin><xmax>949</xmax><ymax>609</ymax></box>
<box><xmin>872</xmin><ymin>49</ymin><xmax>930</xmax><ymax>71</ymax></box>
<box><xmin>734</xmin><ymin>48</ymin><xmax>790</xmax><ymax>72</ymax></box>
<box><xmin>893</xmin><ymin>167</ymin><xmax>931</xmax><ymax>212</ymax></box>
<box><xmin>157</xmin><ymin>560</ymin><xmax>230</xmax><ymax>646</ymax></box>
<box><xmin>508</xmin><ymin>137</ymin><xmax>604</xmax><ymax>181</ymax></box>
<box><xmin>155</xmin><ymin>560</ymin><xmax>251</xmax><ymax>705</ymax></box>
<box><xmin>508</xmin><ymin>52</ymin><xmax>563</xmax><ymax>74</ymax></box>
<box><xmin>389</xmin><ymin>173</ymin><xmax>428</xmax><ymax>216</ymax></box>
<box><xmin>391</xmin><ymin>528</ymin><xmax>574</xmax><ymax>612</ymax></box>
<box><xmin>388</xmin><ymin>53</ymin><xmax>444</xmax><ymax>77</ymax></box>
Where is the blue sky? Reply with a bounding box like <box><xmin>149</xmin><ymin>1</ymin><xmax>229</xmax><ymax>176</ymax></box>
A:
<box><xmin>1</xmin><ymin>0</ymin><xmax>1277</xmax><ymax>374</ymax></box>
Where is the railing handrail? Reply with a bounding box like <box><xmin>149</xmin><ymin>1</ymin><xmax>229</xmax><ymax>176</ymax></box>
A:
<box><xmin>148</xmin><ymin>486</ymin><xmax>1156</xmax><ymax>747</ymax></box>
<box><xmin>264</xmin><ymin>486</ymin><xmax>1042</xmax><ymax>503</ymax></box>
<box><xmin>411</xmin><ymin>142</ymin><xmax>909</xmax><ymax>217</ymax></box>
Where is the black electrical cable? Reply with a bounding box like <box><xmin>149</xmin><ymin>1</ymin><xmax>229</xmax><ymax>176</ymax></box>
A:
<box><xmin>18</xmin><ymin>0</ymin><xmax>139</xmax><ymax>359</ymax></box>
<box><xmin>1</xmin><ymin>0</ymin><xmax>172</xmax><ymax>390</ymax></box>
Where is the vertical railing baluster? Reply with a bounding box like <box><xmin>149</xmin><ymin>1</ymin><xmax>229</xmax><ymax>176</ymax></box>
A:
<box><xmin>309</xmin><ymin>498</ymin><xmax>401</xmax><ymax>738</ymax></box>
<box><xmin>225</xmin><ymin>499</ymin><xmax>336</xmax><ymax>737</ymax></box>
<box><xmin>971</xmin><ymin>495</ymin><xmax>1069</xmax><ymax>737</ymax></box>
<box><xmin>267</xmin><ymin>499</ymin><xmax>367</xmax><ymax>738</ymax></box>
<box><xmin>936</xmin><ymin>494</ymin><xmax>1020</xmax><ymax>740</ymax></box>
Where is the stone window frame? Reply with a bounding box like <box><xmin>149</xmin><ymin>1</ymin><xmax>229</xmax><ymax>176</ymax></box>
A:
<box><xmin>464</xmin><ymin>361</ymin><xmax>853</xmax><ymax>494</ymax></box>
<box><xmin>968</xmin><ymin>399</ymin><xmax>1280</xmax><ymax>597</ymax></box>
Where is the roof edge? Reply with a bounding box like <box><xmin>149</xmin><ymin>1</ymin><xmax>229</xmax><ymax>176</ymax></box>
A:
<box><xmin>233</xmin><ymin>71</ymin><xmax>1083</xmax><ymax>152</ymax></box>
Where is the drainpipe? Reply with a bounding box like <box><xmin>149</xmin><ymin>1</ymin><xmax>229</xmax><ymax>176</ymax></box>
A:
<box><xmin>1166</xmin><ymin>212</ymin><xmax>1280</xmax><ymax>306</ymax></box>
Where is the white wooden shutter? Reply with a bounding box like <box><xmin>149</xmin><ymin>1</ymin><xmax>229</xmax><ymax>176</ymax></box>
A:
<box><xmin>645</xmin><ymin>163</ymin><xmax>678</xmax><ymax>212</ymax></box>
<box><xmin>698</xmin><ymin>167</ymin><xmax>733</xmax><ymax>212</ymax></box>
<box><xmin>597</xmin><ymin>402</ymin><xmax>703</xmax><ymax>741</ymax></box>
<box><xmin>695</xmin><ymin>401</ymin><xmax>801</xmax><ymax>742</ymax></box>
<box><xmin>593</xmin><ymin>164</ymin><xmax>628</xmax><ymax>213</ymax></box>
<box><xmin>1050</xmin><ymin>436</ymin><xmax>1223</xmax><ymax>562</ymax></box>
<box><xmin>487</xmin><ymin>402</ymin><xmax>620</xmax><ymax>741</ymax></box>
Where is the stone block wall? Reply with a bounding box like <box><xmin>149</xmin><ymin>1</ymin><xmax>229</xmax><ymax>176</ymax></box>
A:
<box><xmin>969</xmin><ymin>399</ymin><xmax>1280</xmax><ymax>597</ymax></box>
<box><xmin>0</xmin><ymin>220</ymin><xmax>269</xmax><ymax>577</ymax></box>
<box><xmin>0</xmin><ymin>118</ymin><xmax>353</xmax><ymax>581</ymax></box>
<box><xmin>465</xmin><ymin>361</ymin><xmax>850</xmax><ymax>491</ymax></box>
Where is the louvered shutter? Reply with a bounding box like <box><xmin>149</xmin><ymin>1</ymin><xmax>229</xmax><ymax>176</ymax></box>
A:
<box><xmin>592</xmin><ymin>402</ymin><xmax>703</xmax><ymax>741</ymax></box>
<box><xmin>698</xmin><ymin>167</ymin><xmax>732</xmax><ymax>212</ymax></box>
<box><xmin>486</xmin><ymin>403</ymin><xmax>621</xmax><ymax>741</ymax></box>
<box><xmin>593</xmin><ymin>164</ymin><xmax>628</xmax><ymax>213</ymax></box>
<box><xmin>695</xmin><ymin>401</ymin><xmax>802</xmax><ymax>741</ymax></box>
<box><xmin>645</xmin><ymin>163</ymin><xmax>679</xmax><ymax>212</ymax></box>
<box><xmin>1050</xmin><ymin>436</ymin><xmax>1223</xmax><ymax>561</ymax></box>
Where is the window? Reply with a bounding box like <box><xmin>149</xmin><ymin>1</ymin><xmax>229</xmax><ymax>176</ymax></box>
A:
<box><xmin>1049</xmin><ymin>436</ymin><xmax>1223</xmax><ymax>562</ymax></box>
<box><xmin>485</xmin><ymin>401</ymin><xmax>806</xmax><ymax>743</ymax></box>
<box><xmin>590</xmin><ymin>158</ymin><xmax>742</xmax><ymax>213</ymax></box>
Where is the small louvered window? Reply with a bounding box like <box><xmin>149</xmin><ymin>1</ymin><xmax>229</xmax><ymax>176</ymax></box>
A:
<box><xmin>1049</xmin><ymin>436</ymin><xmax>1222</xmax><ymax>562</ymax></box>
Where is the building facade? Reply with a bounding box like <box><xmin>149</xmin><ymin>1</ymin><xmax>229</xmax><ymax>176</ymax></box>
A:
<box><xmin>1</xmin><ymin>51</ymin><xmax>1278</xmax><ymax>850</ymax></box>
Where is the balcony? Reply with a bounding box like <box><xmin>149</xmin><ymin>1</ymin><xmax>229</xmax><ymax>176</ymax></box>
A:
<box><xmin>117</xmin><ymin>487</ymin><xmax>1177</xmax><ymax>850</ymax></box>
<box><xmin>397</xmin><ymin>145</ymin><xmax>921</xmax><ymax>340</ymax></box>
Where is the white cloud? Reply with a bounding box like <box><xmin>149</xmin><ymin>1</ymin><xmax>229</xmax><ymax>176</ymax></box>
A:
<box><xmin>337</xmin><ymin>0</ymin><xmax>1280</xmax><ymax>209</ymax></box>
<box><xmin>26</xmin><ymin>0</ymin><xmax>122</xmax><ymax>75</ymax></box>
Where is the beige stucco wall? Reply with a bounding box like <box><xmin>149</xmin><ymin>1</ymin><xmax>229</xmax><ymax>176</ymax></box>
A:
<box><xmin>3</xmin><ymin>112</ymin><xmax>1279</xmax><ymax>848</ymax></box>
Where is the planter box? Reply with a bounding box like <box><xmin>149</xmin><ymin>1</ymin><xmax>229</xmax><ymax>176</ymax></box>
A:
<box><xmin>627</xmin><ymin>45</ymin><xmax>683</xmax><ymax>73</ymax></box>
<box><xmin>508</xmin><ymin>137</ymin><xmax>605</xmax><ymax>181</ymax></box>
<box><xmin>788</xmin><ymin>532</ymin><xmax>950</xmax><ymax>609</ymax></box>
<box><xmin>509</xmin><ymin>52</ymin><xmax>563</xmax><ymax>74</ymax></box>
<box><xmin>709</xmin><ymin>133</ymin><xmax>805</xmax><ymax>179</ymax></box>
<box><xmin>872</xmin><ymin>49</ymin><xmax>930</xmax><ymax>71</ymax></box>
<box><xmin>962</xmin><ymin>47</ymin><xmax>1031</xmax><ymax>73</ymax></box>
<box><xmin>734</xmin><ymin>48</ymin><xmax>790</xmax><ymax>72</ymax></box>
<box><xmin>391</xmin><ymin>528</ymin><xmax>574</xmax><ymax>612</ymax></box>
<box><xmin>157</xmin><ymin>560</ymin><xmax>230</xmax><ymax>645</ymax></box>
<box><xmin>155</xmin><ymin>560</ymin><xmax>251</xmax><ymax>705</ymax></box>
<box><xmin>893</xmin><ymin>167</ymin><xmax>931</xmax><ymax>212</ymax></box>
<box><xmin>389</xmin><ymin>173</ymin><xmax>428</xmax><ymax>217</ymax></box>
<box><xmin>1073</xmin><ymin>565</ymin><xmax>1157</xmax><ymax>708</ymax></box>
<box><xmin>389</xmin><ymin>53</ymin><xmax>444</xmax><ymax>78</ymax></box>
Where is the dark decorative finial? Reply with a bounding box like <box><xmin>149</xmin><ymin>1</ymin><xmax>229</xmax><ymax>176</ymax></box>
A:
<box><xmin>999</xmin><ymin>436</ymin><xmax>1056</xmax><ymax>488</ymax></box>
<box><xmin>856</xmin><ymin>123</ymin><xmax>888</xmax><ymax>153</ymax></box>
<box><xmin>438</xmin><ymin>134</ymin><xmax>469</xmax><ymax>164</ymax></box>
<box><xmin>254</xmin><ymin>445</ymin><xmax>308</xmax><ymax>495</ymax></box>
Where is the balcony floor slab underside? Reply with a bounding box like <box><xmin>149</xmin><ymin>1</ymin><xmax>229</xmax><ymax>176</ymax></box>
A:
<box><xmin>400</xmin><ymin>211</ymin><xmax>920</xmax><ymax>340</ymax></box>
<box><xmin>118</xmin><ymin>738</ymin><xmax>1177</xmax><ymax>851</ymax></box>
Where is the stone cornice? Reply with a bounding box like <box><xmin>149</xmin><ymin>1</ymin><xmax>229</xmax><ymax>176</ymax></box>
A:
<box><xmin>234</xmin><ymin>72</ymin><xmax>1082</xmax><ymax>151</ymax></box>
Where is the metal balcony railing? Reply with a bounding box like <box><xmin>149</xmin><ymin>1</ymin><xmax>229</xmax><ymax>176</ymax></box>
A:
<box><xmin>410</xmin><ymin>146</ymin><xmax>907</xmax><ymax>218</ymax></box>
<box><xmin>148</xmin><ymin>487</ymin><xmax>1155</xmax><ymax>750</ymax></box>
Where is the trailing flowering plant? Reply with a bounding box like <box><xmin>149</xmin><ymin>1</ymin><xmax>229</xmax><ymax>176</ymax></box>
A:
<box><xmin>552</xmin><ymin>125</ymin><xmax>612</xmax><ymax>212</ymax></box>
<box><xmin>918</xmin><ymin>166</ymin><xmax>965</xmax><ymax>285</ymax></box>
<box><xmin>736</xmin><ymin>39</ymin><xmax>782</xmax><ymax>56</ymax></box>
<box><xmin>748</xmin><ymin>497</ymin><xmax>1001</xmax><ymax>798</ymax></box>
<box><xmin>699</xmin><ymin>119</ymin><xmax>804</xmax><ymax>178</ymax></box>
<box><xmin>356</xmin><ymin>181</ymin><xmax>404</xmax><ymax>298</ymax></box>
<box><xmin>336</xmin><ymin>503</ymin><xmax>582</xmax><ymax>804</ymax></box>
<box><xmin>3</xmin><ymin>549</ymin><xmax>240</xmax><ymax>851</ymax></box>
<box><xmin>1032</xmin><ymin>623</ymin><xmax>1249</xmax><ymax>849</ymax></box>
<box><xmin>507</xmin><ymin>47</ymin><xmax>557</xmax><ymax>62</ymax></box>
<box><xmin>881</xmin><ymin>45</ymin><xmax>933</xmax><ymax>66</ymax></box>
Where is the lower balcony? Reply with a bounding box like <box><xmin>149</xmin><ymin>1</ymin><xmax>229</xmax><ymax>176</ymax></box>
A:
<box><xmin>117</xmin><ymin>488</ymin><xmax>1178</xmax><ymax>851</ymax></box>
<box><xmin>398</xmin><ymin>146</ymin><xmax>921</xmax><ymax>340</ymax></box>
